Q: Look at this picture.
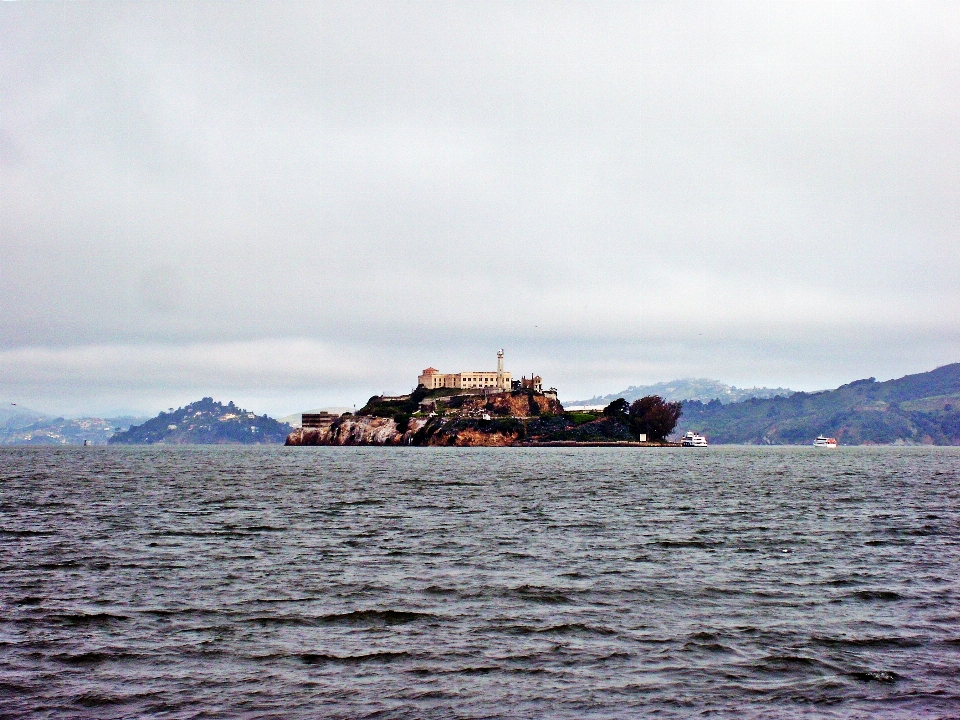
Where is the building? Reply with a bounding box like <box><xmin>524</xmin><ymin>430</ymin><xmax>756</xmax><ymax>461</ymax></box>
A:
<box><xmin>302</xmin><ymin>412</ymin><xmax>339</xmax><ymax>430</ymax></box>
<box><xmin>513</xmin><ymin>375</ymin><xmax>557</xmax><ymax>399</ymax></box>
<box><xmin>520</xmin><ymin>375</ymin><xmax>542</xmax><ymax>393</ymax></box>
<box><xmin>418</xmin><ymin>350</ymin><xmax>513</xmax><ymax>391</ymax></box>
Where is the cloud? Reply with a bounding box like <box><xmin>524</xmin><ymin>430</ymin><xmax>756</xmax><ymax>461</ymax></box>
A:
<box><xmin>0</xmin><ymin>339</ymin><xmax>371</xmax><ymax>415</ymax></box>
<box><xmin>2</xmin><ymin>1</ymin><xmax>959</xmax><ymax>413</ymax></box>
<box><xmin>3</xmin><ymin>323</ymin><xmax>958</xmax><ymax>417</ymax></box>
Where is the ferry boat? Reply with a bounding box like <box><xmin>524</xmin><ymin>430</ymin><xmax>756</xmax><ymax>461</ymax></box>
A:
<box><xmin>813</xmin><ymin>435</ymin><xmax>838</xmax><ymax>448</ymax></box>
<box><xmin>681</xmin><ymin>431</ymin><xmax>708</xmax><ymax>447</ymax></box>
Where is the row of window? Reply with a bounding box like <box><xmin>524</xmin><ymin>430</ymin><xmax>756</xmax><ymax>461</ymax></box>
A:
<box><xmin>429</xmin><ymin>376</ymin><xmax>511</xmax><ymax>387</ymax></box>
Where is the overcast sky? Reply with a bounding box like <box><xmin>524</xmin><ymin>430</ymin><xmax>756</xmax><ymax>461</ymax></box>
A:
<box><xmin>3</xmin><ymin>1</ymin><xmax>959</xmax><ymax>416</ymax></box>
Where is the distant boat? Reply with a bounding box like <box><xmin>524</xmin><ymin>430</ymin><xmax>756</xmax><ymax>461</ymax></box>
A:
<box><xmin>681</xmin><ymin>431</ymin><xmax>708</xmax><ymax>447</ymax></box>
<box><xmin>813</xmin><ymin>435</ymin><xmax>838</xmax><ymax>448</ymax></box>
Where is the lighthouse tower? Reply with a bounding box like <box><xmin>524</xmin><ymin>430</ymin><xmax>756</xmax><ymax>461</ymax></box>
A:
<box><xmin>497</xmin><ymin>349</ymin><xmax>505</xmax><ymax>390</ymax></box>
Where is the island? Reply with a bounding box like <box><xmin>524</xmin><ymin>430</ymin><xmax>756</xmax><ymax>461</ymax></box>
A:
<box><xmin>285</xmin><ymin>351</ymin><xmax>681</xmax><ymax>447</ymax></box>
<box><xmin>109</xmin><ymin>397</ymin><xmax>292</xmax><ymax>444</ymax></box>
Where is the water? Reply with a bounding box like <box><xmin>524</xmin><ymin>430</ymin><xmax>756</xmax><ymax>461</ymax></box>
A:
<box><xmin>1</xmin><ymin>446</ymin><xmax>959</xmax><ymax>719</ymax></box>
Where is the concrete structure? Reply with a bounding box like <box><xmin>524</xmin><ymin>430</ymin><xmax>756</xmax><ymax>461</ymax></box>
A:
<box><xmin>511</xmin><ymin>374</ymin><xmax>557</xmax><ymax>400</ymax></box>
<box><xmin>520</xmin><ymin>375</ymin><xmax>543</xmax><ymax>393</ymax></box>
<box><xmin>302</xmin><ymin>412</ymin><xmax>339</xmax><ymax>430</ymax></box>
<box><xmin>418</xmin><ymin>349</ymin><xmax>513</xmax><ymax>391</ymax></box>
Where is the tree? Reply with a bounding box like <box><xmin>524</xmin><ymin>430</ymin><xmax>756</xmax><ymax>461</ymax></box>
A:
<box><xmin>603</xmin><ymin>398</ymin><xmax>630</xmax><ymax>421</ymax></box>
<box><xmin>629</xmin><ymin>395</ymin><xmax>683</xmax><ymax>442</ymax></box>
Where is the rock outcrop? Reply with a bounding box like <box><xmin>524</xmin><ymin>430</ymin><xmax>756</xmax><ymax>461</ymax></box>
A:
<box><xmin>286</xmin><ymin>416</ymin><xmax>428</xmax><ymax>446</ymax></box>
<box><xmin>286</xmin><ymin>389</ymin><xmax>570</xmax><ymax>447</ymax></box>
<box><xmin>285</xmin><ymin>414</ymin><xmax>526</xmax><ymax>447</ymax></box>
<box><xmin>441</xmin><ymin>391</ymin><xmax>563</xmax><ymax>417</ymax></box>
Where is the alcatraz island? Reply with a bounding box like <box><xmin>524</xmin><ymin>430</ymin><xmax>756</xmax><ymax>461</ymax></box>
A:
<box><xmin>285</xmin><ymin>350</ymin><xmax>682</xmax><ymax>447</ymax></box>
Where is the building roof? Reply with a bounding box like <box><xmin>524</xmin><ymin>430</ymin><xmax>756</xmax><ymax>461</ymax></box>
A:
<box><xmin>421</xmin><ymin>367</ymin><xmax>439</xmax><ymax>374</ymax></box>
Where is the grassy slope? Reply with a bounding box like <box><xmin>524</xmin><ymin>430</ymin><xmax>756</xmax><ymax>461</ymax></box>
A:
<box><xmin>678</xmin><ymin>363</ymin><xmax>960</xmax><ymax>445</ymax></box>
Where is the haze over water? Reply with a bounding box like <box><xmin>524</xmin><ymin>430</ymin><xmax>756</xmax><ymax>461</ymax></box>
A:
<box><xmin>2</xmin><ymin>446</ymin><xmax>958</xmax><ymax>718</ymax></box>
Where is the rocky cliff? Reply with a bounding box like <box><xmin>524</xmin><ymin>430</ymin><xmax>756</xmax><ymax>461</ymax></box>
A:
<box><xmin>287</xmin><ymin>388</ymin><xmax>570</xmax><ymax>447</ymax></box>
<box><xmin>285</xmin><ymin>415</ymin><xmax>526</xmax><ymax>447</ymax></box>
<box><xmin>287</xmin><ymin>416</ymin><xmax>425</xmax><ymax>446</ymax></box>
<box><xmin>441</xmin><ymin>391</ymin><xmax>562</xmax><ymax>417</ymax></box>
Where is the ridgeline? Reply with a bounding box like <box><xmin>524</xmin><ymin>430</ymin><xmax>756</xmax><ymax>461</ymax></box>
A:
<box><xmin>109</xmin><ymin>397</ymin><xmax>292</xmax><ymax>445</ymax></box>
<box><xmin>677</xmin><ymin>363</ymin><xmax>960</xmax><ymax>445</ymax></box>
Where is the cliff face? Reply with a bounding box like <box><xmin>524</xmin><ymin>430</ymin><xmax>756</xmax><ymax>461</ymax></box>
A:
<box><xmin>418</xmin><ymin>420</ymin><xmax>522</xmax><ymax>447</ymax></box>
<box><xmin>447</xmin><ymin>391</ymin><xmax>563</xmax><ymax>417</ymax></box>
<box><xmin>285</xmin><ymin>415</ymin><xmax>525</xmax><ymax>447</ymax></box>
<box><xmin>286</xmin><ymin>416</ymin><xmax>429</xmax><ymax>446</ymax></box>
<box><xmin>286</xmin><ymin>389</ymin><xmax>568</xmax><ymax>447</ymax></box>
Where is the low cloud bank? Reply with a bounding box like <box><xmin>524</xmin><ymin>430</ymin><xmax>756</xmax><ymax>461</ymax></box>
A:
<box><xmin>2</xmin><ymin>326</ymin><xmax>958</xmax><ymax>418</ymax></box>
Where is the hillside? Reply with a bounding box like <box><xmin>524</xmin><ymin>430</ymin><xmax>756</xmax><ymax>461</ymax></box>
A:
<box><xmin>358</xmin><ymin>387</ymin><xmax>565</xmax><ymax>420</ymax></box>
<box><xmin>1</xmin><ymin>411</ymin><xmax>147</xmax><ymax>445</ymax></box>
<box><xmin>2</xmin><ymin>417</ymin><xmax>115</xmax><ymax>445</ymax></box>
<box><xmin>1</xmin><ymin>404</ymin><xmax>53</xmax><ymax>430</ymax></box>
<box><xmin>572</xmin><ymin>378</ymin><xmax>795</xmax><ymax>407</ymax></box>
<box><xmin>678</xmin><ymin>363</ymin><xmax>960</xmax><ymax>445</ymax></box>
<box><xmin>109</xmin><ymin>397</ymin><xmax>292</xmax><ymax>445</ymax></box>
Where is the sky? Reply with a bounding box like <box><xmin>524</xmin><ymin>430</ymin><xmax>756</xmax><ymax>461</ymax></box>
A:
<box><xmin>2</xmin><ymin>1</ymin><xmax>959</xmax><ymax>417</ymax></box>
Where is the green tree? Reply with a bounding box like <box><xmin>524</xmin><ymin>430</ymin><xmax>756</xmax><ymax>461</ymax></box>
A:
<box><xmin>629</xmin><ymin>395</ymin><xmax>683</xmax><ymax>441</ymax></box>
<box><xmin>603</xmin><ymin>398</ymin><xmax>630</xmax><ymax>422</ymax></box>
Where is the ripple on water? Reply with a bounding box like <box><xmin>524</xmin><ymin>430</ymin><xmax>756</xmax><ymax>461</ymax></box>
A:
<box><xmin>1</xmin><ymin>445</ymin><xmax>959</xmax><ymax>719</ymax></box>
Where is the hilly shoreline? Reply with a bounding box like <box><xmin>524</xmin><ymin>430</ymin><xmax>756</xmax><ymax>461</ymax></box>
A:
<box><xmin>676</xmin><ymin>363</ymin><xmax>960</xmax><ymax>445</ymax></box>
<box><xmin>6</xmin><ymin>363</ymin><xmax>959</xmax><ymax>447</ymax></box>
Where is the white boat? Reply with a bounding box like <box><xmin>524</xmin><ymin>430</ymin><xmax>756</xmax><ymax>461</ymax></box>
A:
<box><xmin>813</xmin><ymin>435</ymin><xmax>838</xmax><ymax>448</ymax></box>
<box><xmin>681</xmin><ymin>431</ymin><xmax>708</xmax><ymax>447</ymax></box>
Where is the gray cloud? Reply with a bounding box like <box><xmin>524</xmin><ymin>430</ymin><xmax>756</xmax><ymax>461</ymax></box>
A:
<box><xmin>2</xmin><ymin>1</ymin><xmax>959</xmax><ymax>415</ymax></box>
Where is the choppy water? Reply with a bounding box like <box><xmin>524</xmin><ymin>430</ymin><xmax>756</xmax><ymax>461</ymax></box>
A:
<box><xmin>1</xmin><ymin>446</ymin><xmax>959</xmax><ymax>719</ymax></box>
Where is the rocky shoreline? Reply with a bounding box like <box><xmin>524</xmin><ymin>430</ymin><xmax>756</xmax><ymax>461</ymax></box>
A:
<box><xmin>285</xmin><ymin>415</ymin><xmax>522</xmax><ymax>447</ymax></box>
<box><xmin>285</xmin><ymin>414</ymin><xmax>678</xmax><ymax>447</ymax></box>
<box><xmin>515</xmin><ymin>440</ymin><xmax>680</xmax><ymax>447</ymax></box>
<box><xmin>285</xmin><ymin>386</ymin><xmax>687</xmax><ymax>447</ymax></box>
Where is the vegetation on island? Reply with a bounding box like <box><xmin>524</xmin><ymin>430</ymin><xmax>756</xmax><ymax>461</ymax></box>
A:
<box><xmin>358</xmin><ymin>385</ymin><xmax>432</xmax><ymax>417</ymax></box>
<box><xmin>109</xmin><ymin>397</ymin><xmax>292</xmax><ymax>445</ymax></box>
<box><xmin>358</xmin><ymin>386</ymin><xmax>563</xmax><ymax>421</ymax></box>
<box><xmin>526</xmin><ymin>395</ymin><xmax>682</xmax><ymax>443</ymax></box>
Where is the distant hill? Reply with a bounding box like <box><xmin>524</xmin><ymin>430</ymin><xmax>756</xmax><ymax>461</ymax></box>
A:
<box><xmin>1</xmin><ymin>417</ymin><xmax>114</xmax><ymax>445</ymax></box>
<box><xmin>0</xmin><ymin>411</ymin><xmax>148</xmax><ymax>445</ymax></box>
<box><xmin>109</xmin><ymin>397</ymin><xmax>292</xmax><ymax>445</ymax></box>
<box><xmin>1</xmin><ymin>404</ymin><xmax>54</xmax><ymax>431</ymax></box>
<box><xmin>571</xmin><ymin>378</ymin><xmax>795</xmax><ymax>407</ymax></box>
<box><xmin>678</xmin><ymin>363</ymin><xmax>960</xmax><ymax>445</ymax></box>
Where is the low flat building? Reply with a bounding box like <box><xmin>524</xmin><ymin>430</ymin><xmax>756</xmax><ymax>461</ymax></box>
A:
<box><xmin>302</xmin><ymin>412</ymin><xmax>339</xmax><ymax>429</ymax></box>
